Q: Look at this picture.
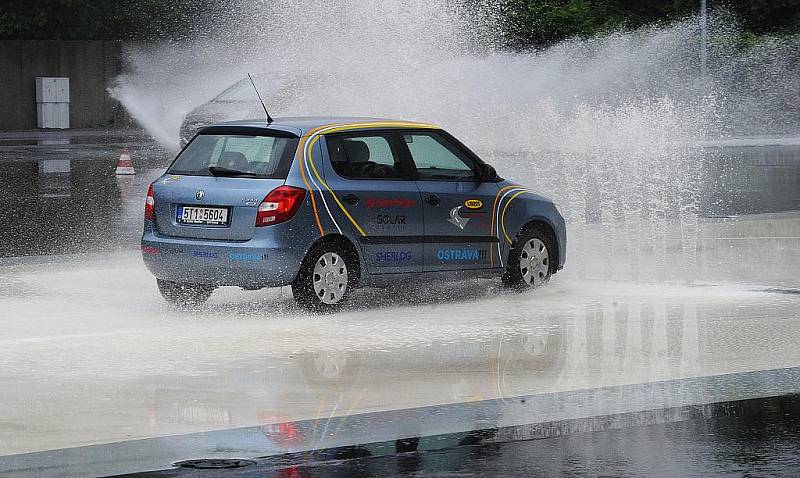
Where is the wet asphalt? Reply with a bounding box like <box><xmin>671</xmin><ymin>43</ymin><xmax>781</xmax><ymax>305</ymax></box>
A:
<box><xmin>114</xmin><ymin>395</ymin><xmax>800</xmax><ymax>477</ymax></box>
<box><xmin>1</xmin><ymin>130</ymin><xmax>800</xmax><ymax>477</ymax></box>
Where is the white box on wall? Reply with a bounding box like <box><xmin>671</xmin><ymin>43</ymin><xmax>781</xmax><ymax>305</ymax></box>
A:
<box><xmin>35</xmin><ymin>77</ymin><xmax>70</xmax><ymax>128</ymax></box>
<box><xmin>36</xmin><ymin>77</ymin><xmax>69</xmax><ymax>102</ymax></box>
<box><xmin>36</xmin><ymin>103</ymin><xmax>70</xmax><ymax>129</ymax></box>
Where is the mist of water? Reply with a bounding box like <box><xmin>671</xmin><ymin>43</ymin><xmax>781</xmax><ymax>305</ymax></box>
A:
<box><xmin>110</xmin><ymin>0</ymin><xmax>800</xmax><ymax>284</ymax></box>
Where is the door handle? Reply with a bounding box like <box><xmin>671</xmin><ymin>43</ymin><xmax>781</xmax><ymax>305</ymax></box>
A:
<box><xmin>424</xmin><ymin>194</ymin><xmax>441</xmax><ymax>207</ymax></box>
<box><xmin>342</xmin><ymin>193</ymin><xmax>360</xmax><ymax>205</ymax></box>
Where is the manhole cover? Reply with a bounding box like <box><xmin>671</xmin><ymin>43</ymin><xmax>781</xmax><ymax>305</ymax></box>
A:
<box><xmin>174</xmin><ymin>458</ymin><xmax>256</xmax><ymax>469</ymax></box>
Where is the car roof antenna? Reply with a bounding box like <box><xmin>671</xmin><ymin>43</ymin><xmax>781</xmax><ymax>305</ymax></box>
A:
<box><xmin>247</xmin><ymin>72</ymin><xmax>273</xmax><ymax>125</ymax></box>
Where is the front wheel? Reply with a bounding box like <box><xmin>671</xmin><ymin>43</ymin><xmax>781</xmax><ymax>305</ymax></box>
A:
<box><xmin>157</xmin><ymin>279</ymin><xmax>214</xmax><ymax>308</ymax></box>
<box><xmin>292</xmin><ymin>245</ymin><xmax>355</xmax><ymax>312</ymax></box>
<box><xmin>502</xmin><ymin>226</ymin><xmax>556</xmax><ymax>290</ymax></box>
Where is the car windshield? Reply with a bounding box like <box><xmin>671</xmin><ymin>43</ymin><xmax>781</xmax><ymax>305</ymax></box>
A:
<box><xmin>212</xmin><ymin>78</ymin><xmax>256</xmax><ymax>102</ymax></box>
<box><xmin>211</xmin><ymin>73</ymin><xmax>319</xmax><ymax>103</ymax></box>
<box><xmin>168</xmin><ymin>133</ymin><xmax>298</xmax><ymax>178</ymax></box>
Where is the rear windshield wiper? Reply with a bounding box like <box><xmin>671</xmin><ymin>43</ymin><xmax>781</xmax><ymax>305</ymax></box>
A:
<box><xmin>206</xmin><ymin>166</ymin><xmax>257</xmax><ymax>177</ymax></box>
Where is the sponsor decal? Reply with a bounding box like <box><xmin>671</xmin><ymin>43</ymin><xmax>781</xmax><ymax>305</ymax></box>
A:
<box><xmin>437</xmin><ymin>249</ymin><xmax>487</xmax><ymax>261</ymax></box>
<box><xmin>448</xmin><ymin>206</ymin><xmax>487</xmax><ymax>230</ymax></box>
<box><xmin>192</xmin><ymin>250</ymin><xmax>217</xmax><ymax>259</ymax></box>
<box><xmin>375</xmin><ymin>251</ymin><xmax>413</xmax><ymax>262</ymax></box>
<box><xmin>149</xmin><ymin>247</ymin><xmax>184</xmax><ymax>255</ymax></box>
<box><xmin>229</xmin><ymin>252</ymin><xmax>267</xmax><ymax>262</ymax></box>
<box><xmin>366</xmin><ymin>197</ymin><xmax>416</xmax><ymax>209</ymax></box>
<box><xmin>141</xmin><ymin>245</ymin><xmax>159</xmax><ymax>255</ymax></box>
<box><xmin>376</xmin><ymin>214</ymin><xmax>406</xmax><ymax>225</ymax></box>
<box><xmin>465</xmin><ymin>199</ymin><xmax>483</xmax><ymax>209</ymax></box>
<box><xmin>448</xmin><ymin>206</ymin><xmax>469</xmax><ymax>230</ymax></box>
<box><xmin>462</xmin><ymin>210</ymin><xmax>488</xmax><ymax>223</ymax></box>
<box><xmin>161</xmin><ymin>175</ymin><xmax>182</xmax><ymax>184</ymax></box>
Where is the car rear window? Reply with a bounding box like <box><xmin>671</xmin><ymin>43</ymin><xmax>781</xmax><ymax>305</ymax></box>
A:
<box><xmin>168</xmin><ymin>133</ymin><xmax>298</xmax><ymax>179</ymax></box>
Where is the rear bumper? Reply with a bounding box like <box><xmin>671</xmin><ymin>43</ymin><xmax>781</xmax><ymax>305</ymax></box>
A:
<box><xmin>141</xmin><ymin>227</ymin><xmax>307</xmax><ymax>288</ymax></box>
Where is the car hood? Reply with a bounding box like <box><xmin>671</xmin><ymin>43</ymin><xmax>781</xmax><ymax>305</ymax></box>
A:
<box><xmin>498</xmin><ymin>180</ymin><xmax>555</xmax><ymax>204</ymax></box>
<box><xmin>185</xmin><ymin>101</ymin><xmax>264</xmax><ymax>124</ymax></box>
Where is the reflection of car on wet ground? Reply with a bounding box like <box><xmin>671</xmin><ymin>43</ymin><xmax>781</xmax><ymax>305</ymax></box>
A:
<box><xmin>179</xmin><ymin>73</ymin><xmax>318</xmax><ymax>147</ymax></box>
<box><xmin>141</xmin><ymin>117</ymin><xmax>567</xmax><ymax>310</ymax></box>
<box><xmin>140</xmin><ymin>322</ymin><xmax>567</xmax><ymax>470</ymax></box>
<box><xmin>268</xmin><ymin>325</ymin><xmax>567</xmax><ymax>454</ymax></box>
<box><xmin>298</xmin><ymin>321</ymin><xmax>567</xmax><ymax>390</ymax></box>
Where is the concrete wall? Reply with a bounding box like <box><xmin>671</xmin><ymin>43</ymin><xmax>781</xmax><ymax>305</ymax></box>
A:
<box><xmin>0</xmin><ymin>41</ymin><xmax>122</xmax><ymax>130</ymax></box>
<box><xmin>702</xmin><ymin>143</ymin><xmax>800</xmax><ymax>215</ymax></box>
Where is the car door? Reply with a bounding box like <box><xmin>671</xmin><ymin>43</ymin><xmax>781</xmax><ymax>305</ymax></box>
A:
<box><xmin>398</xmin><ymin>130</ymin><xmax>501</xmax><ymax>272</ymax></box>
<box><xmin>321</xmin><ymin>130</ymin><xmax>424</xmax><ymax>274</ymax></box>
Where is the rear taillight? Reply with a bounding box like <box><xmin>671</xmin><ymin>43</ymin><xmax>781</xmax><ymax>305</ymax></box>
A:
<box><xmin>256</xmin><ymin>186</ymin><xmax>306</xmax><ymax>226</ymax></box>
<box><xmin>144</xmin><ymin>184</ymin><xmax>155</xmax><ymax>221</ymax></box>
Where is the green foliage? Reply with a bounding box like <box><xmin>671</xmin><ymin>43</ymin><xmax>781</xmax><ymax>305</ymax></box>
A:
<box><xmin>502</xmin><ymin>0</ymin><xmax>800</xmax><ymax>50</ymax></box>
<box><xmin>2</xmin><ymin>0</ymin><xmax>800</xmax><ymax>43</ymax></box>
<box><xmin>0</xmin><ymin>0</ymin><xmax>211</xmax><ymax>40</ymax></box>
<box><xmin>501</xmin><ymin>0</ymin><xmax>676</xmax><ymax>48</ymax></box>
<box><xmin>728</xmin><ymin>0</ymin><xmax>800</xmax><ymax>34</ymax></box>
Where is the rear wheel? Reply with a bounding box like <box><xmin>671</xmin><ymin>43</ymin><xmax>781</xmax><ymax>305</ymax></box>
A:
<box><xmin>157</xmin><ymin>279</ymin><xmax>214</xmax><ymax>308</ymax></box>
<box><xmin>292</xmin><ymin>244</ymin><xmax>355</xmax><ymax>312</ymax></box>
<box><xmin>502</xmin><ymin>226</ymin><xmax>556</xmax><ymax>290</ymax></box>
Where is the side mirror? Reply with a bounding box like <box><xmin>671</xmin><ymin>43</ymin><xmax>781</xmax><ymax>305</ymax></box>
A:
<box><xmin>479</xmin><ymin>163</ymin><xmax>498</xmax><ymax>182</ymax></box>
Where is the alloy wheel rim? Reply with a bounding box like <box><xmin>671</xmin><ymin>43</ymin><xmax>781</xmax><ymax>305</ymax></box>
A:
<box><xmin>313</xmin><ymin>252</ymin><xmax>348</xmax><ymax>304</ymax></box>
<box><xmin>519</xmin><ymin>238</ymin><xmax>549</xmax><ymax>287</ymax></box>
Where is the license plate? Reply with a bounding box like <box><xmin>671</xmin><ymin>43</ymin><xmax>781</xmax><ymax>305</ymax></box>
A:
<box><xmin>177</xmin><ymin>206</ymin><xmax>229</xmax><ymax>225</ymax></box>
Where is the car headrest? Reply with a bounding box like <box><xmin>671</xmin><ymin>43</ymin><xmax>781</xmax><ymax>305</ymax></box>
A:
<box><xmin>218</xmin><ymin>151</ymin><xmax>249</xmax><ymax>171</ymax></box>
<box><xmin>342</xmin><ymin>140</ymin><xmax>370</xmax><ymax>163</ymax></box>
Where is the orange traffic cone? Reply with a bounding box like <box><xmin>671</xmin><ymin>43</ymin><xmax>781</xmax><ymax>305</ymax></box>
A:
<box><xmin>115</xmin><ymin>146</ymin><xmax>135</xmax><ymax>175</ymax></box>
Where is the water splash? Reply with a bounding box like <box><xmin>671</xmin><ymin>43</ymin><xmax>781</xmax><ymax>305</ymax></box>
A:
<box><xmin>110</xmin><ymin>1</ymin><xmax>799</xmax><ymax>283</ymax></box>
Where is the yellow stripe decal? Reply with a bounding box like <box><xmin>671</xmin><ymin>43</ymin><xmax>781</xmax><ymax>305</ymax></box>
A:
<box><xmin>500</xmin><ymin>190</ymin><xmax>528</xmax><ymax>244</ymax></box>
<box><xmin>301</xmin><ymin>121</ymin><xmax>440</xmax><ymax>237</ymax></box>
<box><xmin>296</xmin><ymin>135</ymin><xmax>326</xmax><ymax>237</ymax></box>
<box><xmin>300</xmin><ymin>123</ymin><xmax>348</xmax><ymax>236</ymax></box>
<box><xmin>489</xmin><ymin>185</ymin><xmax>520</xmax><ymax>266</ymax></box>
<box><xmin>305</xmin><ymin>133</ymin><xmax>366</xmax><ymax>236</ymax></box>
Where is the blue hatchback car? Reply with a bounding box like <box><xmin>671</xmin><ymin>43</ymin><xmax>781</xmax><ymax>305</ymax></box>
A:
<box><xmin>142</xmin><ymin>117</ymin><xmax>566</xmax><ymax>311</ymax></box>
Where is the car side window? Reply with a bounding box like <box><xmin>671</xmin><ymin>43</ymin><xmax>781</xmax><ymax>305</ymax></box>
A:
<box><xmin>403</xmin><ymin>132</ymin><xmax>477</xmax><ymax>181</ymax></box>
<box><xmin>326</xmin><ymin>133</ymin><xmax>403</xmax><ymax>180</ymax></box>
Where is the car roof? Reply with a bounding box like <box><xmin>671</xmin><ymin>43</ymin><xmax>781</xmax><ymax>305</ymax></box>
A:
<box><xmin>206</xmin><ymin>116</ymin><xmax>441</xmax><ymax>137</ymax></box>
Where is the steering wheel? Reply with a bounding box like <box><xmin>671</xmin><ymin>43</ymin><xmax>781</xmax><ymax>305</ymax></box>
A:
<box><xmin>362</xmin><ymin>162</ymin><xmax>396</xmax><ymax>179</ymax></box>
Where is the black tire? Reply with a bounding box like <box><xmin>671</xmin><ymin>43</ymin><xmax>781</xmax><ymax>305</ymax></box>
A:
<box><xmin>502</xmin><ymin>225</ymin><xmax>557</xmax><ymax>290</ymax></box>
<box><xmin>157</xmin><ymin>279</ymin><xmax>214</xmax><ymax>308</ymax></box>
<box><xmin>292</xmin><ymin>242</ymin><xmax>356</xmax><ymax>312</ymax></box>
